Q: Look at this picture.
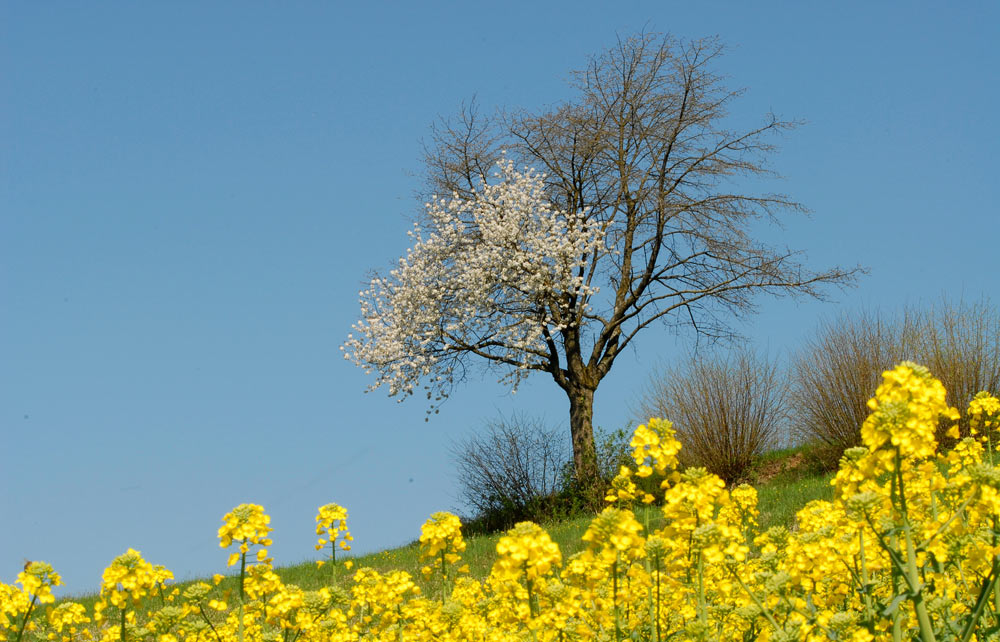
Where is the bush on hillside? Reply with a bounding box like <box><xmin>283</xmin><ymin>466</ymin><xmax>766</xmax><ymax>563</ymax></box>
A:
<box><xmin>908</xmin><ymin>297</ymin><xmax>1000</xmax><ymax>440</ymax></box>
<box><xmin>634</xmin><ymin>349</ymin><xmax>788</xmax><ymax>483</ymax></box>
<box><xmin>792</xmin><ymin>297</ymin><xmax>1000</xmax><ymax>465</ymax></box>
<box><xmin>789</xmin><ymin>308</ymin><xmax>916</xmax><ymax>465</ymax></box>
<box><xmin>451</xmin><ymin>416</ymin><xmax>636</xmax><ymax>533</ymax></box>
<box><xmin>450</xmin><ymin>414</ymin><xmax>567</xmax><ymax>533</ymax></box>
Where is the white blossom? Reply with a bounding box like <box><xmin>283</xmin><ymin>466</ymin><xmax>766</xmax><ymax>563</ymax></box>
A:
<box><xmin>342</xmin><ymin>160</ymin><xmax>605</xmax><ymax>404</ymax></box>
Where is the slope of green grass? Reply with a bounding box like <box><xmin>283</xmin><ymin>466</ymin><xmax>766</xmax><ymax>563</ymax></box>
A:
<box><xmin>58</xmin><ymin>446</ymin><xmax>831</xmax><ymax>604</ymax></box>
<box><xmin>274</xmin><ymin>502</ymin><xmax>669</xmax><ymax>593</ymax></box>
<box><xmin>747</xmin><ymin>446</ymin><xmax>835</xmax><ymax>530</ymax></box>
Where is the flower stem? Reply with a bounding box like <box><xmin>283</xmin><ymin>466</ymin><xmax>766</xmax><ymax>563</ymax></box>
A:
<box><xmin>199</xmin><ymin>605</ymin><xmax>224</xmax><ymax>642</ymax></box>
<box><xmin>14</xmin><ymin>594</ymin><xmax>37</xmax><ymax>642</ymax></box>
<box><xmin>238</xmin><ymin>548</ymin><xmax>247</xmax><ymax>642</ymax></box>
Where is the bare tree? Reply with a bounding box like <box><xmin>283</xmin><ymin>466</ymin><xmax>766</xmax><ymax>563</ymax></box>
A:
<box><xmin>346</xmin><ymin>33</ymin><xmax>862</xmax><ymax>484</ymax></box>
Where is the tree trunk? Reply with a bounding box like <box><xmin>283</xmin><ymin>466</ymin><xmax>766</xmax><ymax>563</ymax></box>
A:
<box><xmin>568</xmin><ymin>384</ymin><xmax>599</xmax><ymax>484</ymax></box>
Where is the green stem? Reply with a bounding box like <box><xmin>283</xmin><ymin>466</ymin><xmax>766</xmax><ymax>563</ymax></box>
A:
<box><xmin>993</xmin><ymin>517</ymin><xmax>999</xmax><ymax>618</ymax></box>
<box><xmin>887</xmin><ymin>453</ymin><xmax>903</xmax><ymax>642</ymax></box>
<box><xmin>198</xmin><ymin>605</ymin><xmax>224</xmax><ymax>642</ymax></box>
<box><xmin>239</xmin><ymin>548</ymin><xmax>247</xmax><ymax>602</ymax></box>
<box><xmin>654</xmin><ymin>554</ymin><xmax>662</xmax><ymax>642</ymax></box>
<box><xmin>14</xmin><ymin>594</ymin><xmax>37</xmax><ymax>642</ymax></box>
<box><xmin>729</xmin><ymin>567</ymin><xmax>780</xmax><ymax>632</ymax></box>
<box><xmin>440</xmin><ymin>545</ymin><xmax>451</xmax><ymax>603</ymax></box>
<box><xmin>903</xmin><ymin>521</ymin><xmax>937</xmax><ymax>642</ymax></box>
<box><xmin>858</xmin><ymin>531</ymin><xmax>876</xmax><ymax>633</ymax></box>
<box><xmin>697</xmin><ymin>552</ymin><xmax>707</xmax><ymax>627</ymax></box>
<box><xmin>238</xmin><ymin>547</ymin><xmax>247</xmax><ymax>642</ymax></box>
<box><xmin>958</xmin><ymin>567</ymin><xmax>999</xmax><ymax>642</ymax></box>
<box><xmin>888</xmin><ymin>532</ymin><xmax>903</xmax><ymax>641</ymax></box>
<box><xmin>613</xmin><ymin>555</ymin><xmax>621</xmax><ymax>642</ymax></box>
<box><xmin>895</xmin><ymin>449</ymin><xmax>936</xmax><ymax>642</ymax></box>
<box><xmin>918</xmin><ymin>490</ymin><xmax>977</xmax><ymax>551</ymax></box>
<box><xmin>120</xmin><ymin>605</ymin><xmax>127</xmax><ymax>642</ymax></box>
<box><xmin>644</xmin><ymin>550</ymin><xmax>658</xmax><ymax>642</ymax></box>
<box><xmin>330</xmin><ymin>538</ymin><xmax>337</xmax><ymax>584</ymax></box>
<box><xmin>523</xmin><ymin>561</ymin><xmax>537</xmax><ymax>619</ymax></box>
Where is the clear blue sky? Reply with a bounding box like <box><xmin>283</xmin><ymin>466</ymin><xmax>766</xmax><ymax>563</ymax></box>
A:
<box><xmin>3</xmin><ymin>2</ymin><xmax>997</xmax><ymax>595</ymax></box>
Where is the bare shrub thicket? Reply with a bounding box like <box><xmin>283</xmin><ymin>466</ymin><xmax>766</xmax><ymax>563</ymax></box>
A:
<box><xmin>792</xmin><ymin>298</ymin><xmax>1000</xmax><ymax>464</ymax></box>
<box><xmin>790</xmin><ymin>309</ymin><xmax>917</xmax><ymax>461</ymax></box>
<box><xmin>909</xmin><ymin>297</ymin><xmax>1000</xmax><ymax>439</ymax></box>
<box><xmin>635</xmin><ymin>350</ymin><xmax>788</xmax><ymax>483</ymax></box>
<box><xmin>450</xmin><ymin>414</ymin><xmax>568</xmax><ymax>532</ymax></box>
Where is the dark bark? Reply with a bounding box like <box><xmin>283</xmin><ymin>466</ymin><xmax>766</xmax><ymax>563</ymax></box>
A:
<box><xmin>567</xmin><ymin>383</ymin><xmax>598</xmax><ymax>483</ymax></box>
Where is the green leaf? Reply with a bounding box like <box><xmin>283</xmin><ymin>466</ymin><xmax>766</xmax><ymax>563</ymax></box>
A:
<box><xmin>881</xmin><ymin>593</ymin><xmax>908</xmax><ymax>618</ymax></box>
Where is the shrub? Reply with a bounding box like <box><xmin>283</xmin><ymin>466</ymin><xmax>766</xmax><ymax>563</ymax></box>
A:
<box><xmin>452</xmin><ymin>416</ymin><xmax>640</xmax><ymax>532</ymax></box>
<box><xmin>789</xmin><ymin>308</ymin><xmax>916</xmax><ymax>464</ymax></box>
<box><xmin>634</xmin><ymin>349</ymin><xmax>788</xmax><ymax>483</ymax></box>
<box><xmin>908</xmin><ymin>296</ymin><xmax>1000</xmax><ymax>440</ymax></box>
<box><xmin>792</xmin><ymin>297</ymin><xmax>1000</xmax><ymax>463</ymax></box>
<box><xmin>450</xmin><ymin>414</ymin><xmax>568</xmax><ymax>533</ymax></box>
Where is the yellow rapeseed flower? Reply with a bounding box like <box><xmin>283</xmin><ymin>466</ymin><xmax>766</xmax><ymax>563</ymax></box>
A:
<box><xmin>16</xmin><ymin>561</ymin><xmax>61</xmax><ymax>605</ymax></box>
<box><xmin>492</xmin><ymin>521</ymin><xmax>562</xmax><ymax>586</ymax></box>
<box><xmin>630</xmin><ymin>418</ymin><xmax>681</xmax><ymax>478</ymax></box>
<box><xmin>218</xmin><ymin>503</ymin><xmax>272</xmax><ymax>549</ymax></box>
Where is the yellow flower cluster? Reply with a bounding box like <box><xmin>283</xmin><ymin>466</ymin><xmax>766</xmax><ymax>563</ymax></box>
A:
<box><xmin>492</xmin><ymin>521</ymin><xmax>562</xmax><ymax>586</ymax></box>
<box><xmin>218</xmin><ymin>503</ymin><xmax>273</xmax><ymax>564</ymax></box>
<box><xmin>630</xmin><ymin>417</ymin><xmax>682</xmax><ymax>478</ymax></box>
<box><xmin>859</xmin><ymin>360</ymin><xmax>960</xmax><ymax>475</ymax></box>
<box><xmin>969</xmin><ymin>391</ymin><xmax>1000</xmax><ymax>463</ymax></box>
<box><xmin>418</xmin><ymin>512</ymin><xmax>467</xmax><ymax>583</ymax></box>
<box><xmin>45</xmin><ymin>603</ymin><xmax>90</xmax><ymax>642</ymax></box>
<box><xmin>605</xmin><ymin>465</ymin><xmax>656</xmax><ymax>504</ymax></box>
<box><xmin>489</xmin><ymin>521</ymin><xmax>563</xmax><ymax>625</ymax></box>
<box><xmin>91</xmin><ymin>547</ymin><xmax>174</xmax><ymax>641</ymax></box>
<box><xmin>16</xmin><ymin>563</ymin><xmax>61</xmax><ymax>606</ymax></box>
<box><xmin>0</xmin><ymin>563</ymin><xmax>64</xmax><ymax>641</ymax></box>
<box><xmin>314</xmin><ymin>503</ymin><xmax>353</xmax><ymax>568</ymax></box>
<box><xmin>582</xmin><ymin>507</ymin><xmax>646</xmax><ymax>564</ymax></box>
<box><xmin>3</xmin><ymin>363</ymin><xmax>999</xmax><ymax>642</ymax></box>
<box><xmin>96</xmin><ymin>549</ymin><xmax>163</xmax><ymax>610</ymax></box>
<box><xmin>969</xmin><ymin>390</ymin><xmax>1000</xmax><ymax>431</ymax></box>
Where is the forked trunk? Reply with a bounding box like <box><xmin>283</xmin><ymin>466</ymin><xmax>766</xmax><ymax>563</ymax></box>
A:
<box><xmin>568</xmin><ymin>385</ymin><xmax>599</xmax><ymax>484</ymax></box>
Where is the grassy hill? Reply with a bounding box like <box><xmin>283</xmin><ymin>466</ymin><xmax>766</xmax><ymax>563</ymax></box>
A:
<box><xmin>58</xmin><ymin>445</ymin><xmax>833</xmax><ymax>611</ymax></box>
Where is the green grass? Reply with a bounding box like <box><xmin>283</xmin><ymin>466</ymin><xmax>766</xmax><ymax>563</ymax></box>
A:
<box><xmin>57</xmin><ymin>446</ymin><xmax>830</xmax><ymax>604</ymax></box>
<box><xmin>756</xmin><ymin>472</ymin><xmax>834</xmax><ymax>531</ymax></box>
<box><xmin>274</xmin><ymin>502</ymin><xmax>668</xmax><ymax>593</ymax></box>
<box><xmin>745</xmin><ymin>444</ymin><xmax>836</xmax><ymax>530</ymax></box>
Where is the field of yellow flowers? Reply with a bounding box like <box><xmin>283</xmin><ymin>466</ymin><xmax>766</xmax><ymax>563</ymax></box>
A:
<box><xmin>4</xmin><ymin>362</ymin><xmax>1000</xmax><ymax>641</ymax></box>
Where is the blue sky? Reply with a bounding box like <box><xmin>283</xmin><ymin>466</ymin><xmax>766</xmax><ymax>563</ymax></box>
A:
<box><xmin>2</xmin><ymin>2</ymin><xmax>997</xmax><ymax>595</ymax></box>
